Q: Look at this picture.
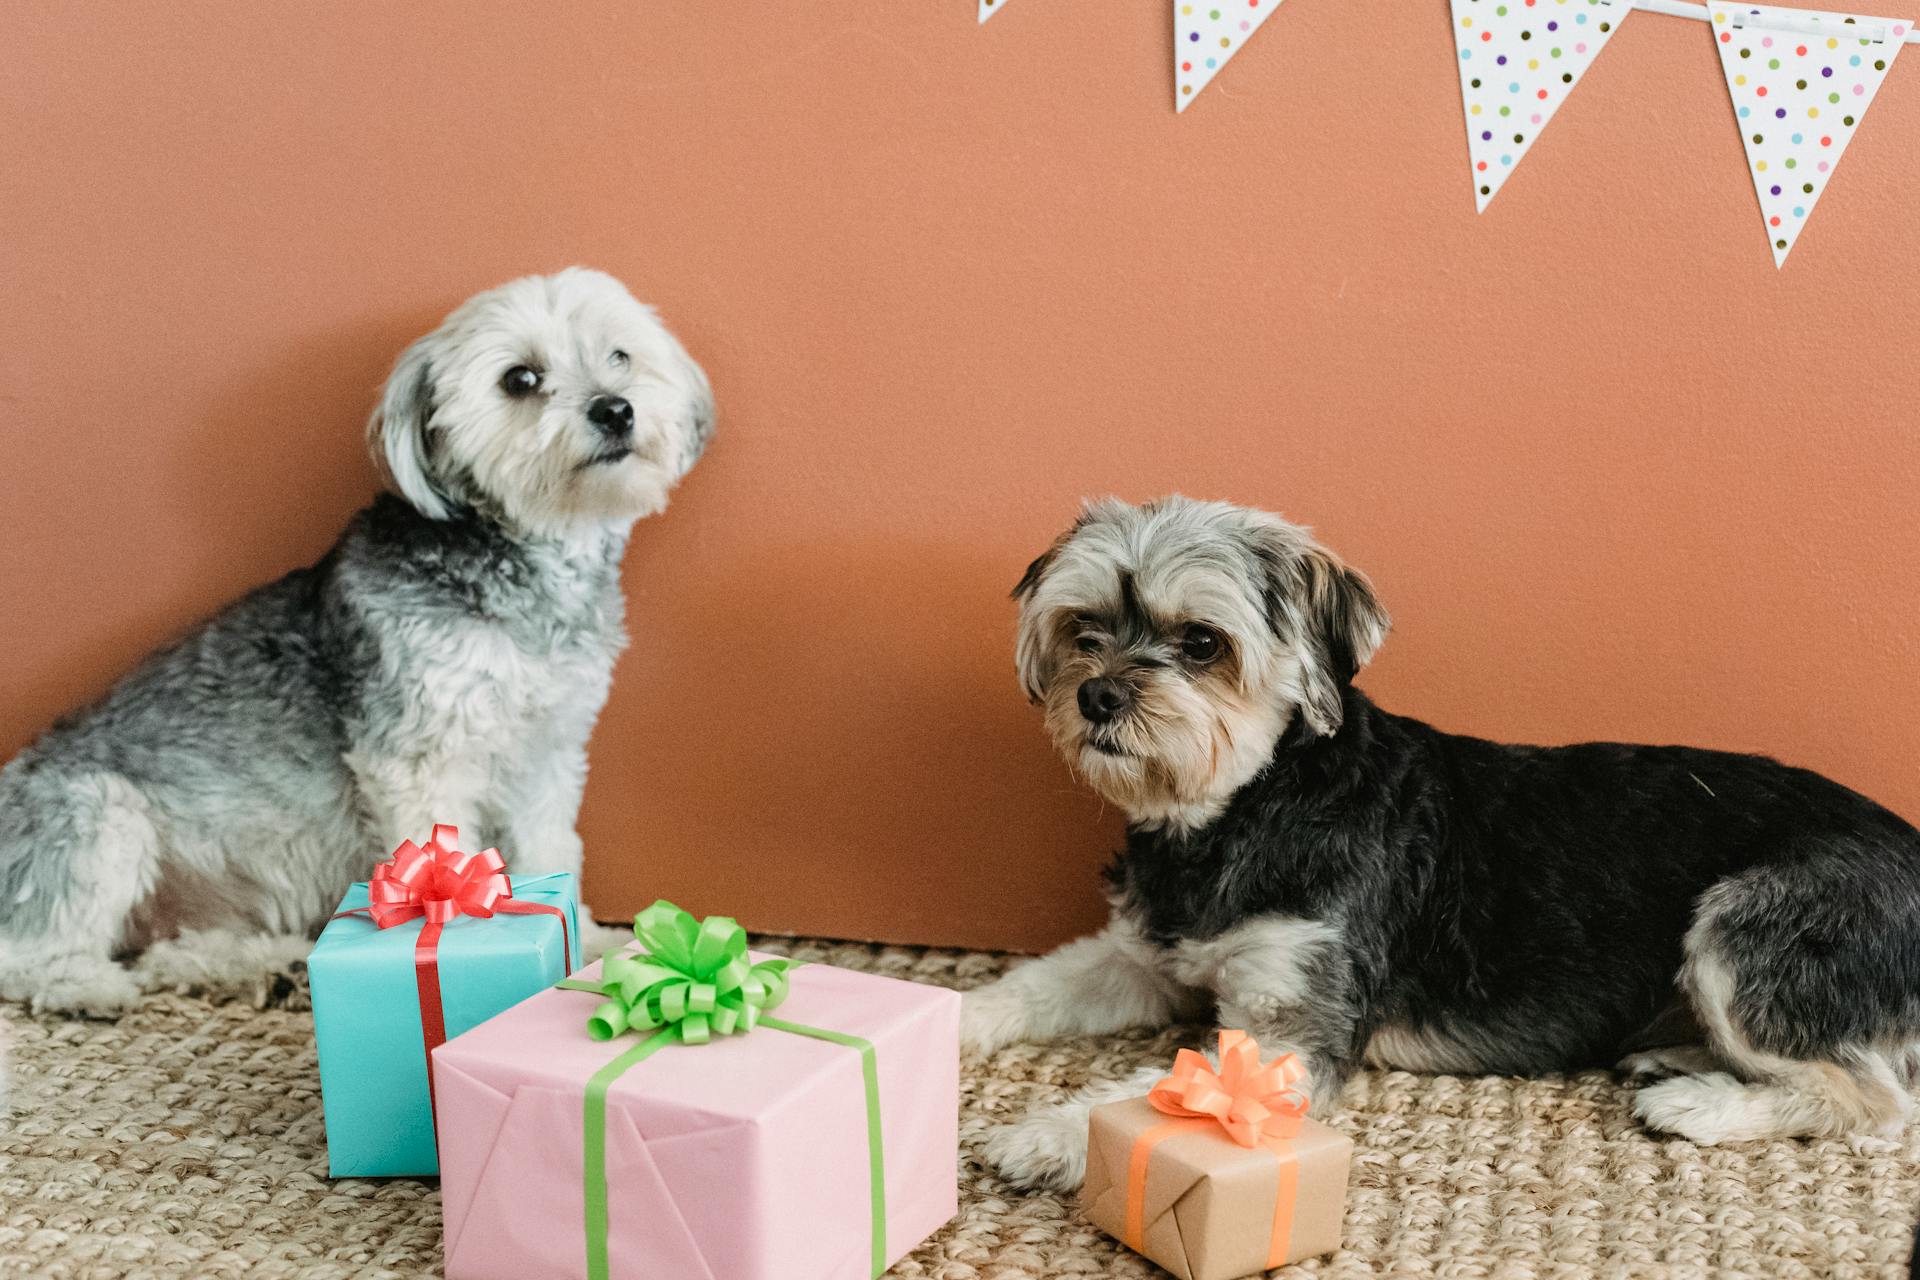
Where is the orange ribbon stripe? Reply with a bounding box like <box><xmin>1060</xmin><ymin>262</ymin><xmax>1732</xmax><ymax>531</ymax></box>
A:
<box><xmin>1265</xmin><ymin>1133</ymin><xmax>1299</xmax><ymax>1269</ymax></box>
<box><xmin>1122</xmin><ymin>1117</ymin><xmax>1207</xmax><ymax>1251</ymax></box>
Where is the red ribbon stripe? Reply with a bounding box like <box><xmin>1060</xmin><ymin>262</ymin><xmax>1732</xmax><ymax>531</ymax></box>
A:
<box><xmin>332</xmin><ymin>825</ymin><xmax>573</xmax><ymax>1130</ymax></box>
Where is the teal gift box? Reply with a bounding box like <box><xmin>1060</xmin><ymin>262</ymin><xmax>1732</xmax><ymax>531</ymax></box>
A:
<box><xmin>310</xmin><ymin>850</ymin><xmax>581</xmax><ymax>1178</ymax></box>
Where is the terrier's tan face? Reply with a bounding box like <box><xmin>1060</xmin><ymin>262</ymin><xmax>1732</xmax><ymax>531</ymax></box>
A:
<box><xmin>1014</xmin><ymin>497</ymin><xmax>1389</xmax><ymax>828</ymax></box>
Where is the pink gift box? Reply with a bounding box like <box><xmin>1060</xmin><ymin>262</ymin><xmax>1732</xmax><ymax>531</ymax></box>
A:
<box><xmin>433</xmin><ymin>948</ymin><xmax>960</xmax><ymax>1280</ymax></box>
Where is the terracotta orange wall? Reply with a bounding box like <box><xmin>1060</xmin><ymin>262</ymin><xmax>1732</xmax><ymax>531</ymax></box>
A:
<box><xmin>4</xmin><ymin>2</ymin><xmax>1917</xmax><ymax>952</ymax></box>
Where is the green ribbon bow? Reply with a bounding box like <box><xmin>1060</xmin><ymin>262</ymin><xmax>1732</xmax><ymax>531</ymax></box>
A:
<box><xmin>579</xmin><ymin>899</ymin><xmax>792</xmax><ymax>1043</ymax></box>
<box><xmin>558</xmin><ymin>900</ymin><xmax>887</xmax><ymax>1280</ymax></box>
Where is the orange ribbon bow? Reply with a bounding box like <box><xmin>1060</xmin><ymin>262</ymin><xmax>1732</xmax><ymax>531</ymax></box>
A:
<box><xmin>1147</xmin><ymin>1028</ymin><xmax>1312</xmax><ymax>1146</ymax></box>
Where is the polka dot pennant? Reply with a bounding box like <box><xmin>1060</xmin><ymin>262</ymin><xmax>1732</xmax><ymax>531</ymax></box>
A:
<box><xmin>979</xmin><ymin>0</ymin><xmax>1011</xmax><ymax>23</ymax></box>
<box><xmin>1709</xmin><ymin>2</ymin><xmax>1909</xmax><ymax>266</ymax></box>
<box><xmin>1176</xmin><ymin>0</ymin><xmax>1288</xmax><ymax>112</ymax></box>
<box><xmin>1453</xmin><ymin>0</ymin><xmax>1633</xmax><ymax>212</ymax></box>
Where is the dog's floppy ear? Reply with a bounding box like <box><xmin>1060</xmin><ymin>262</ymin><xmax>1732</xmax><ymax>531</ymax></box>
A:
<box><xmin>1012</xmin><ymin>501</ymin><xmax>1126</xmax><ymax>703</ymax></box>
<box><xmin>1014</xmin><ymin>499</ymin><xmax>1118</xmax><ymax>601</ymax></box>
<box><xmin>1011</xmin><ymin>547</ymin><xmax>1056</xmax><ymax>602</ymax></box>
<box><xmin>1012</xmin><ymin>545</ymin><xmax>1060</xmax><ymax>704</ymax></box>
<box><xmin>1250</xmin><ymin>516</ymin><xmax>1389</xmax><ymax>737</ymax></box>
<box><xmin>668</xmin><ymin>338</ymin><xmax>716</xmax><ymax>479</ymax></box>
<box><xmin>367</xmin><ymin>336</ymin><xmax>449</xmax><ymax>520</ymax></box>
<box><xmin>1012</xmin><ymin>529</ymin><xmax>1077</xmax><ymax>704</ymax></box>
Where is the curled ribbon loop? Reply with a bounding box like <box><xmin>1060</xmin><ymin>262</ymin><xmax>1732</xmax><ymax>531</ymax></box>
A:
<box><xmin>367</xmin><ymin>824</ymin><xmax>512</xmax><ymax>928</ymax></box>
<box><xmin>1146</xmin><ymin>1029</ymin><xmax>1312</xmax><ymax>1147</ymax></box>
<box><xmin>576</xmin><ymin>900</ymin><xmax>791</xmax><ymax>1044</ymax></box>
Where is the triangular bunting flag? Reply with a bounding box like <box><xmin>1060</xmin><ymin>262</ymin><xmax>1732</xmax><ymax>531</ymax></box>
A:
<box><xmin>1709</xmin><ymin>2</ymin><xmax>1909</xmax><ymax>265</ymax></box>
<box><xmin>1452</xmin><ymin>0</ymin><xmax>1633</xmax><ymax>211</ymax></box>
<box><xmin>1176</xmin><ymin>1</ymin><xmax>1287</xmax><ymax>111</ymax></box>
<box><xmin>979</xmin><ymin>0</ymin><xmax>1011</xmax><ymax>22</ymax></box>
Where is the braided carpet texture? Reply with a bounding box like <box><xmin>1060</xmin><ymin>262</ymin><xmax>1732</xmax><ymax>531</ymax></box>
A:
<box><xmin>3</xmin><ymin>939</ymin><xmax>1917</xmax><ymax>1279</ymax></box>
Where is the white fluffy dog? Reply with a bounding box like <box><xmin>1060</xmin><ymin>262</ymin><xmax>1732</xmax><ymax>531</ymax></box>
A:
<box><xmin>0</xmin><ymin>269</ymin><xmax>713</xmax><ymax>1014</ymax></box>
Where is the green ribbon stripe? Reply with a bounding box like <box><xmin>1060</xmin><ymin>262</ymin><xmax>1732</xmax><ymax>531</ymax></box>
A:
<box><xmin>582</xmin><ymin>1028</ymin><xmax>677</xmax><ymax>1280</ymax></box>
<box><xmin>760</xmin><ymin>1016</ymin><xmax>886</xmax><ymax>1278</ymax></box>
<box><xmin>560</xmin><ymin>901</ymin><xmax>887</xmax><ymax>1280</ymax></box>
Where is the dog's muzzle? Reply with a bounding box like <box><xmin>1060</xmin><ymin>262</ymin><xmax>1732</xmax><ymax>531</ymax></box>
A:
<box><xmin>1078</xmin><ymin>677</ymin><xmax>1133</xmax><ymax>725</ymax></box>
<box><xmin>580</xmin><ymin>395</ymin><xmax>640</xmax><ymax>467</ymax></box>
<box><xmin>586</xmin><ymin>394</ymin><xmax>635</xmax><ymax>440</ymax></box>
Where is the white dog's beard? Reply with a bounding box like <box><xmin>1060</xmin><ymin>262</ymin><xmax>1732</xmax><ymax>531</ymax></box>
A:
<box><xmin>471</xmin><ymin>443</ymin><xmax>676</xmax><ymax>535</ymax></box>
<box><xmin>566</xmin><ymin>453</ymin><xmax>674</xmax><ymax>523</ymax></box>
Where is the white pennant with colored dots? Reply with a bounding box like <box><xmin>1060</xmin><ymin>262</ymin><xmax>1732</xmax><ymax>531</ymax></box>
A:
<box><xmin>1452</xmin><ymin>0</ymin><xmax>1634</xmax><ymax>211</ymax></box>
<box><xmin>1709</xmin><ymin>2</ymin><xmax>1909</xmax><ymax>265</ymax></box>
<box><xmin>1177</xmin><ymin>1</ymin><xmax>1287</xmax><ymax>111</ymax></box>
<box><xmin>979</xmin><ymin>0</ymin><xmax>1011</xmax><ymax>22</ymax></box>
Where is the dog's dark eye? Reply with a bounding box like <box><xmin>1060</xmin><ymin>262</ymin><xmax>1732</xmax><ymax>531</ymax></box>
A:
<box><xmin>500</xmin><ymin>365</ymin><xmax>542</xmax><ymax>397</ymax></box>
<box><xmin>1181</xmin><ymin>625</ymin><xmax>1223</xmax><ymax>664</ymax></box>
<box><xmin>608</xmin><ymin>349</ymin><xmax>630</xmax><ymax>369</ymax></box>
<box><xmin>1073</xmin><ymin>616</ymin><xmax>1101</xmax><ymax>653</ymax></box>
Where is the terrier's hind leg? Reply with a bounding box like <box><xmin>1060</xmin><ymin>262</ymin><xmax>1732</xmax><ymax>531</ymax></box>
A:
<box><xmin>1617</xmin><ymin>1002</ymin><xmax>1720</xmax><ymax>1080</ymax></box>
<box><xmin>1619</xmin><ymin>1044</ymin><xmax>1721</xmax><ymax>1081</ymax></box>
<box><xmin>0</xmin><ymin>771</ymin><xmax>157</xmax><ymax>1017</ymax></box>
<box><xmin>1633</xmin><ymin>878</ymin><xmax>1912</xmax><ymax>1144</ymax></box>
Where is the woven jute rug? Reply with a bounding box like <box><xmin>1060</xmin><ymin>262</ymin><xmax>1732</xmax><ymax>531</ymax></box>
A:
<box><xmin>2</xmin><ymin>940</ymin><xmax>1916</xmax><ymax>1279</ymax></box>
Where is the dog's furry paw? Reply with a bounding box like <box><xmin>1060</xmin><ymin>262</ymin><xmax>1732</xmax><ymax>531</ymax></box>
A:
<box><xmin>960</xmin><ymin>982</ymin><xmax>1026</xmax><ymax>1057</ymax></box>
<box><xmin>17</xmin><ymin>958</ymin><xmax>142</xmax><ymax>1018</ymax></box>
<box><xmin>1632</xmin><ymin>1072</ymin><xmax>1755</xmax><ymax>1144</ymax></box>
<box><xmin>135</xmin><ymin>930</ymin><xmax>312</xmax><ymax>1004</ymax></box>
<box><xmin>981</xmin><ymin>1105</ymin><xmax>1091</xmax><ymax>1192</ymax></box>
<box><xmin>1617</xmin><ymin>1045</ymin><xmax>1719</xmax><ymax>1082</ymax></box>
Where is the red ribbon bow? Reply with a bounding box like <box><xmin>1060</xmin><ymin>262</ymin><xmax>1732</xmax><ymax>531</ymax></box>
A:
<box><xmin>1146</xmin><ymin>1028</ymin><xmax>1312</xmax><ymax>1147</ymax></box>
<box><xmin>336</xmin><ymin>825</ymin><xmax>573</xmax><ymax>1132</ymax></box>
<box><xmin>367</xmin><ymin>824</ymin><xmax>514</xmax><ymax>928</ymax></box>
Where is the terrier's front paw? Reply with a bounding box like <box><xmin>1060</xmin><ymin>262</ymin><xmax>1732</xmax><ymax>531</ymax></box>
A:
<box><xmin>981</xmin><ymin>1105</ymin><xmax>1091</xmax><ymax>1192</ymax></box>
<box><xmin>960</xmin><ymin>982</ymin><xmax>1026</xmax><ymax>1057</ymax></box>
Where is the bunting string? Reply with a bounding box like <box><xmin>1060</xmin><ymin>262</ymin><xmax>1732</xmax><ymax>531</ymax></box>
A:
<box><xmin>1635</xmin><ymin>0</ymin><xmax>1919</xmax><ymax>38</ymax></box>
<box><xmin>1452</xmin><ymin>0</ymin><xmax>1908</xmax><ymax>261</ymax></box>
<box><xmin>981</xmin><ymin>0</ymin><xmax>1915</xmax><ymax>265</ymax></box>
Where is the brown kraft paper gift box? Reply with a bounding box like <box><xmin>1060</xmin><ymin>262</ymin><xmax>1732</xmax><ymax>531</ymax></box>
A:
<box><xmin>1083</xmin><ymin>1095</ymin><xmax>1351</xmax><ymax>1280</ymax></box>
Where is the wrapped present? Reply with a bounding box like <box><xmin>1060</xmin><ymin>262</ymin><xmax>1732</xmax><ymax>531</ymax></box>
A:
<box><xmin>309</xmin><ymin>825</ymin><xmax>580</xmax><ymax>1177</ymax></box>
<box><xmin>433</xmin><ymin>901</ymin><xmax>960</xmax><ymax>1280</ymax></box>
<box><xmin>1083</xmin><ymin>1031</ymin><xmax>1351</xmax><ymax>1280</ymax></box>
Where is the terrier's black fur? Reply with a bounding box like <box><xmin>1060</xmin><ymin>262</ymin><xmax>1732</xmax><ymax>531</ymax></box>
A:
<box><xmin>1110</xmin><ymin>683</ymin><xmax>1920</xmax><ymax>1087</ymax></box>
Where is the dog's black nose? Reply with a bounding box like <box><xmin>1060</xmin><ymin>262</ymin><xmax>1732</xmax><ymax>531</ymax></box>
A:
<box><xmin>1077</xmin><ymin>677</ymin><xmax>1132</xmax><ymax>725</ymax></box>
<box><xmin>586</xmin><ymin>395</ymin><xmax>634</xmax><ymax>437</ymax></box>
